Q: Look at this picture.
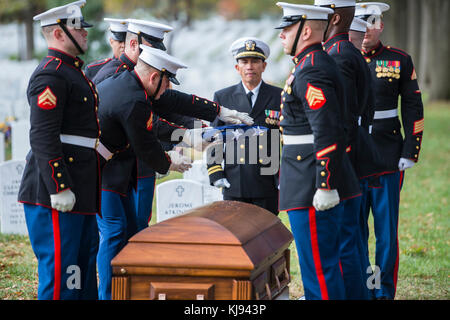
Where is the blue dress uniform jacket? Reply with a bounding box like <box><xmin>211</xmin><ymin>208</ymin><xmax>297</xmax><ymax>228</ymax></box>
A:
<box><xmin>84</xmin><ymin>57</ymin><xmax>112</xmax><ymax>80</ymax></box>
<box><xmin>324</xmin><ymin>33</ymin><xmax>381</xmax><ymax>178</ymax></box>
<box><xmin>97</xmin><ymin>70</ymin><xmax>220</xmax><ymax>195</ymax></box>
<box><xmin>279</xmin><ymin>43</ymin><xmax>360</xmax><ymax>211</ymax></box>
<box><xmin>207</xmin><ymin>81</ymin><xmax>282</xmax><ymax>199</ymax></box>
<box><xmin>362</xmin><ymin>42</ymin><xmax>424</xmax><ymax>171</ymax></box>
<box><xmin>18</xmin><ymin>48</ymin><xmax>101</xmax><ymax>215</ymax></box>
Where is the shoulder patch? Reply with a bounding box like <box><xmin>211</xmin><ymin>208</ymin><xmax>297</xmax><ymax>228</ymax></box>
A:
<box><xmin>305</xmin><ymin>83</ymin><xmax>326</xmax><ymax>110</ymax></box>
<box><xmin>37</xmin><ymin>86</ymin><xmax>57</xmax><ymax>110</ymax></box>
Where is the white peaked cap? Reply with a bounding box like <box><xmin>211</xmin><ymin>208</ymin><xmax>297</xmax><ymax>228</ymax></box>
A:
<box><xmin>355</xmin><ymin>2</ymin><xmax>390</xmax><ymax>17</ymax></box>
<box><xmin>350</xmin><ymin>17</ymin><xmax>370</xmax><ymax>32</ymax></box>
<box><xmin>314</xmin><ymin>0</ymin><xmax>356</xmax><ymax>8</ymax></box>
<box><xmin>127</xmin><ymin>19</ymin><xmax>173</xmax><ymax>40</ymax></box>
<box><xmin>277</xmin><ymin>2</ymin><xmax>334</xmax><ymax>21</ymax></box>
<box><xmin>139</xmin><ymin>44</ymin><xmax>187</xmax><ymax>85</ymax></box>
<box><xmin>229</xmin><ymin>37</ymin><xmax>271</xmax><ymax>60</ymax></box>
<box><xmin>33</xmin><ymin>0</ymin><xmax>91</xmax><ymax>28</ymax></box>
<box><xmin>104</xmin><ymin>18</ymin><xmax>128</xmax><ymax>33</ymax></box>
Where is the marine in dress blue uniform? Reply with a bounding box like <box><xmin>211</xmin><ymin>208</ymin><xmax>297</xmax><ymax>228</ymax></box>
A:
<box><xmin>18</xmin><ymin>0</ymin><xmax>100</xmax><ymax>300</ymax></box>
<box><xmin>207</xmin><ymin>37</ymin><xmax>282</xmax><ymax>215</ymax></box>
<box><xmin>84</xmin><ymin>18</ymin><xmax>128</xmax><ymax>80</ymax></box>
<box><xmin>276</xmin><ymin>2</ymin><xmax>361</xmax><ymax>300</ymax></box>
<box><xmin>356</xmin><ymin>2</ymin><xmax>424</xmax><ymax>299</ymax></box>
<box><xmin>316</xmin><ymin>0</ymin><xmax>378</xmax><ymax>300</ymax></box>
<box><xmin>96</xmin><ymin>45</ymin><xmax>253</xmax><ymax>300</ymax></box>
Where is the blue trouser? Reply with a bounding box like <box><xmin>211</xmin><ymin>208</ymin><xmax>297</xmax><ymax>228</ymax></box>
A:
<box><xmin>288</xmin><ymin>204</ymin><xmax>346</xmax><ymax>300</ymax></box>
<box><xmin>339</xmin><ymin>196</ymin><xmax>370</xmax><ymax>300</ymax></box>
<box><xmin>133</xmin><ymin>176</ymin><xmax>156</xmax><ymax>232</ymax></box>
<box><xmin>360</xmin><ymin>171</ymin><xmax>404</xmax><ymax>299</ymax></box>
<box><xmin>24</xmin><ymin>204</ymin><xmax>98</xmax><ymax>300</ymax></box>
<box><xmin>97</xmin><ymin>189</ymin><xmax>137</xmax><ymax>300</ymax></box>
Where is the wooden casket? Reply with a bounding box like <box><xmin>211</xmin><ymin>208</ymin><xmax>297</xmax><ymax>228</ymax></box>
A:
<box><xmin>111</xmin><ymin>201</ymin><xmax>293</xmax><ymax>300</ymax></box>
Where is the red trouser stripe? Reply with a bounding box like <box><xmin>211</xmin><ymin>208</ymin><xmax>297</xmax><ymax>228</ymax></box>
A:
<box><xmin>393</xmin><ymin>171</ymin><xmax>404</xmax><ymax>296</ymax></box>
<box><xmin>51</xmin><ymin>209</ymin><xmax>61</xmax><ymax>300</ymax></box>
<box><xmin>309</xmin><ymin>207</ymin><xmax>329</xmax><ymax>300</ymax></box>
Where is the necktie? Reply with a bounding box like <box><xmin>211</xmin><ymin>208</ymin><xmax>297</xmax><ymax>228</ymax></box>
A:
<box><xmin>247</xmin><ymin>91</ymin><xmax>254</xmax><ymax>107</ymax></box>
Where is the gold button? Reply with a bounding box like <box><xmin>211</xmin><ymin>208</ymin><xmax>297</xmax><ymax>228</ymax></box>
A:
<box><xmin>297</xmin><ymin>155</ymin><xmax>302</xmax><ymax>161</ymax></box>
<box><xmin>69</xmin><ymin>157</ymin><xmax>74</xmax><ymax>162</ymax></box>
<box><xmin>240</xmin><ymin>158</ymin><xmax>244</xmax><ymax>163</ymax></box>
<box><xmin>240</xmin><ymin>144</ymin><xmax>244</xmax><ymax>149</ymax></box>
<box><xmin>366</xmin><ymin>58</ymin><xmax>371</xmax><ymax>63</ymax></box>
<box><xmin>389</xmin><ymin>79</ymin><xmax>393</xmax><ymax>82</ymax></box>
<box><xmin>321</xmin><ymin>183</ymin><xmax>327</xmax><ymax>188</ymax></box>
<box><xmin>204</xmin><ymin>101</ymin><xmax>208</xmax><ymax>104</ymax></box>
<box><xmin>280</xmin><ymin>116</ymin><xmax>284</xmax><ymax>121</ymax></box>
<box><xmin>416</xmin><ymin>137</ymin><xmax>420</xmax><ymax>141</ymax></box>
<box><xmin>259</xmin><ymin>145</ymin><xmax>263</xmax><ymax>150</ymax></box>
<box><xmin>279</xmin><ymin>127</ymin><xmax>283</xmax><ymax>132</ymax></box>
<box><xmin>57</xmin><ymin>173</ymin><xmax>62</xmax><ymax>178</ymax></box>
<box><xmin>259</xmin><ymin>159</ymin><xmax>263</xmax><ymax>164</ymax></box>
<box><xmin>372</xmin><ymin>50</ymin><xmax>376</xmax><ymax>54</ymax></box>
<box><xmin>321</xmin><ymin>161</ymin><xmax>326</xmax><ymax>166</ymax></box>
<box><xmin>414</xmin><ymin>154</ymin><xmax>418</xmax><ymax>158</ymax></box>
<box><xmin>416</xmin><ymin>146</ymin><xmax>420</xmax><ymax>150</ymax></box>
<box><xmin>53</xmin><ymin>162</ymin><xmax>59</xmax><ymax>167</ymax></box>
<box><xmin>281</xmin><ymin>91</ymin><xmax>284</xmax><ymax>96</ymax></box>
<box><xmin>196</xmin><ymin>97</ymin><xmax>199</xmax><ymax>101</ymax></box>
<box><xmin>123</xmin><ymin>65</ymin><xmax>127</xmax><ymax>68</ymax></box>
<box><xmin>280</xmin><ymin>104</ymin><xmax>284</xmax><ymax>109</ymax></box>
<box><xmin>84</xmin><ymin>97</ymin><xmax>87</xmax><ymax>102</ymax></box>
<box><xmin>60</xmin><ymin>184</ymin><xmax>65</xmax><ymax>189</ymax></box>
<box><xmin>283</xmin><ymin>97</ymin><xmax>286</xmax><ymax>102</ymax></box>
<box><xmin>95</xmin><ymin>107</ymin><xmax>98</xmax><ymax>112</ymax></box>
<box><xmin>393</xmin><ymin>130</ymin><xmax>397</xmax><ymax>134</ymax></box>
<box><xmin>321</xmin><ymin>171</ymin><xmax>326</xmax><ymax>177</ymax></box>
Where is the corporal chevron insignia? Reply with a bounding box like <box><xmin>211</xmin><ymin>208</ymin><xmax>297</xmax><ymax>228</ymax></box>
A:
<box><xmin>305</xmin><ymin>83</ymin><xmax>326</xmax><ymax>110</ymax></box>
<box><xmin>37</xmin><ymin>86</ymin><xmax>57</xmax><ymax>110</ymax></box>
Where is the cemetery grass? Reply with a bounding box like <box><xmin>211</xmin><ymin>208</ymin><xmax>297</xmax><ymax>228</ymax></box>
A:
<box><xmin>0</xmin><ymin>102</ymin><xmax>449</xmax><ymax>300</ymax></box>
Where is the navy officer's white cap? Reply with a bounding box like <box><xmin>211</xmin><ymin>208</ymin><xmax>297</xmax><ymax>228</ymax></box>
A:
<box><xmin>104</xmin><ymin>18</ymin><xmax>128</xmax><ymax>42</ymax></box>
<box><xmin>350</xmin><ymin>17</ymin><xmax>370</xmax><ymax>33</ymax></box>
<box><xmin>355</xmin><ymin>2</ymin><xmax>390</xmax><ymax>19</ymax></box>
<box><xmin>139</xmin><ymin>44</ymin><xmax>187</xmax><ymax>85</ymax></box>
<box><xmin>127</xmin><ymin>19</ymin><xmax>173</xmax><ymax>50</ymax></box>
<box><xmin>33</xmin><ymin>0</ymin><xmax>92</xmax><ymax>28</ymax></box>
<box><xmin>276</xmin><ymin>2</ymin><xmax>334</xmax><ymax>29</ymax></box>
<box><xmin>314</xmin><ymin>0</ymin><xmax>356</xmax><ymax>8</ymax></box>
<box><xmin>229</xmin><ymin>37</ymin><xmax>270</xmax><ymax>61</ymax></box>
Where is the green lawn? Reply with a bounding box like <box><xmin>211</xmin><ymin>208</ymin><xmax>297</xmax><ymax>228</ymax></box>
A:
<box><xmin>0</xmin><ymin>102</ymin><xmax>448</xmax><ymax>300</ymax></box>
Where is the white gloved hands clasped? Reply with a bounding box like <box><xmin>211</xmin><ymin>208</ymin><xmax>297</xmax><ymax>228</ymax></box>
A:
<box><xmin>312</xmin><ymin>189</ymin><xmax>340</xmax><ymax>212</ymax></box>
<box><xmin>398</xmin><ymin>158</ymin><xmax>415</xmax><ymax>171</ymax></box>
<box><xmin>50</xmin><ymin>189</ymin><xmax>76</xmax><ymax>212</ymax></box>
<box><xmin>167</xmin><ymin>150</ymin><xmax>192</xmax><ymax>173</ymax></box>
<box><xmin>182</xmin><ymin>128</ymin><xmax>212</xmax><ymax>152</ymax></box>
<box><xmin>218</xmin><ymin>106</ymin><xmax>254</xmax><ymax>126</ymax></box>
<box><xmin>213</xmin><ymin>178</ymin><xmax>231</xmax><ymax>189</ymax></box>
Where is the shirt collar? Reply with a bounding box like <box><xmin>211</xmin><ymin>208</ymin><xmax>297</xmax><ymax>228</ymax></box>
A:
<box><xmin>242</xmin><ymin>80</ymin><xmax>262</xmax><ymax>97</ymax></box>
<box><xmin>47</xmin><ymin>48</ymin><xmax>84</xmax><ymax>69</ymax></box>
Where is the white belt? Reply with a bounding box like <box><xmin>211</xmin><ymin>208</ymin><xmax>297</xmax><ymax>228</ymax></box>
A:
<box><xmin>358</xmin><ymin>117</ymin><xmax>373</xmax><ymax>134</ymax></box>
<box><xmin>282</xmin><ymin>134</ymin><xmax>314</xmax><ymax>145</ymax></box>
<box><xmin>374</xmin><ymin>108</ymin><xmax>398</xmax><ymax>120</ymax></box>
<box><xmin>60</xmin><ymin>134</ymin><xmax>114</xmax><ymax>160</ymax></box>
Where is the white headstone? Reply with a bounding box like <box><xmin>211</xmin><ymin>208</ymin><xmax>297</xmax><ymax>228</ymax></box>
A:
<box><xmin>183</xmin><ymin>159</ymin><xmax>223</xmax><ymax>204</ymax></box>
<box><xmin>0</xmin><ymin>132</ymin><xmax>4</xmax><ymax>163</ymax></box>
<box><xmin>0</xmin><ymin>160</ymin><xmax>27</xmax><ymax>235</ymax></box>
<box><xmin>11</xmin><ymin>120</ymin><xmax>30</xmax><ymax>160</ymax></box>
<box><xmin>156</xmin><ymin>179</ymin><xmax>203</xmax><ymax>223</ymax></box>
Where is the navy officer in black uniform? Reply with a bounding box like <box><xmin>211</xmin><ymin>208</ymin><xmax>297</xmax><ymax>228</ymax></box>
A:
<box><xmin>356</xmin><ymin>2</ymin><xmax>424</xmax><ymax>300</ymax></box>
<box><xmin>18</xmin><ymin>0</ymin><xmax>100</xmax><ymax>300</ymax></box>
<box><xmin>276</xmin><ymin>2</ymin><xmax>361</xmax><ymax>300</ymax></box>
<box><xmin>96</xmin><ymin>44</ymin><xmax>253</xmax><ymax>300</ymax></box>
<box><xmin>206</xmin><ymin>37</ymin><xmax>282</xmax><ymax>215</ymax></box>
<box><xmin>84</xmin><ymin>18</ymin><xmax>128</xmax><ymax>80</ymax></box>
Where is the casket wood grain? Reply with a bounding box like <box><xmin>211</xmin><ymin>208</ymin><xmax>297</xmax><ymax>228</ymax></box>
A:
<box><xmin>111</xmin><ymin>201</ymin><xmax>293</xmax><ymax>300</ymax></box>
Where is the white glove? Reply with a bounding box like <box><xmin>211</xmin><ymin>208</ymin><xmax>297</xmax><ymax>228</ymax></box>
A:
<box><xmin>398</xmin><ymin>158</ymin><xmax>415</xmax><ymax>171</ymax></box>
<box><xmin>312</xmin><ymin>189</ymin><xmax>340</xmax><ymax>212</ymax></box>
<box><xmin>168</xmin><ymin>150</ymin><xmax>192</xmax><ymax>173</ymax></box>
<box><xmin>182</xmin><ymin>128</ymin><xmax>211</xmax><ymax>151</ymax></box>
<box><xmin>50</xmin><ymin>189</ymin><xmax>76</xmax><ymax>212</ymax></box>
<box><xmin>218</xmin><ymin>106</ymin><xmax>254</xmax><ymax>126</ymax></box>
<box><xmin>213</xmin><ymin>178</ymin><xmax>231</xmax><ymax>189</ymax></box>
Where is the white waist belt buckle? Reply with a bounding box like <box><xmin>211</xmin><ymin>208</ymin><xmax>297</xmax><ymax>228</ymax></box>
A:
<box><xmin>374</xmin><ymin>108</ymin><xmax>398</xmax><ymax>120</ymax></box>
<box><xmin>282</xmin><ymin>134</ymin><xmax>314</xmax><ymax>145</ymax></box>
<box><xmin>60</xmin><ymin>134</ymin><xmax>114</xmax><ymax>160</ymax></box>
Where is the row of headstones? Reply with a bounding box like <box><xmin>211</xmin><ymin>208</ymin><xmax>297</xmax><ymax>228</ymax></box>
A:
<box><xmin>0</xmin><ymin>122</ymin><xmax>223</xmax><ymax>234</ymax></box>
